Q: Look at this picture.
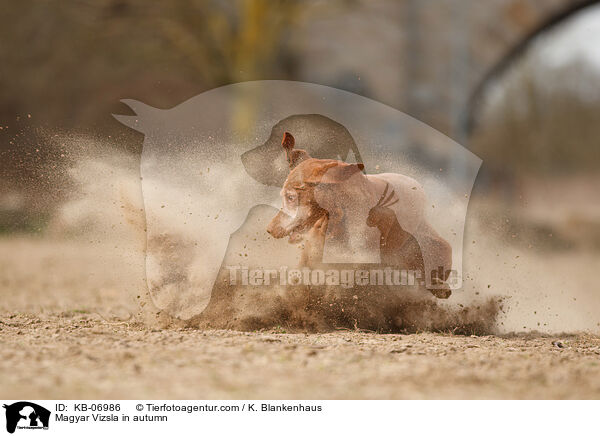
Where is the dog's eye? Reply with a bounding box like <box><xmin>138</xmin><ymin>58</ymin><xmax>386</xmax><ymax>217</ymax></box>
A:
<box><xmin>286</xmin><ymin>195</ymin><xmax>296</xmax><ymax>202</ymax></box>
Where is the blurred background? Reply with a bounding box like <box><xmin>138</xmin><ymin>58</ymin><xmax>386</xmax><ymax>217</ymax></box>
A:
<box><xmin>0</xmin><ymin>0</ymin><xmax>598</xmax><ymax>331</ymax></box>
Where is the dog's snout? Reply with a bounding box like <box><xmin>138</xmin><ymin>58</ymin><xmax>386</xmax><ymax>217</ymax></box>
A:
<box><xmin>267</xmin><ymin>225</ymin><xmax>285</xmax><ymax>239</ymax></box>
<box><xmin>266</xmin><ymin>220</ymin><xmax>275</xmax><ymax>235</ymax></box>
<box><xmin>267</xmin><ymin>214</ymin><xmax>286</xmax><ymax>238</ymax></box>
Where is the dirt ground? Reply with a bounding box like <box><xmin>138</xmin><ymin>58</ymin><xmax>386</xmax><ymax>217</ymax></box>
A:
<box><xmin>1</xmin><ymin>237</ymin><xmax>600</xmax><ymax>399</ymax></box>
<box><xmin>2</xmin><ymin>312</ymin><xmax>600</xmax><ymax>399</ymax></box>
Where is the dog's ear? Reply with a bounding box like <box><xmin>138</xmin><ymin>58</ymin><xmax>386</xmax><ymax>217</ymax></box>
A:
<box><xmin>318</xmin><ymin>162</ymin><xmax>364</xmax><ymax>184</ymax></box>
<box><xmin>304</xmin><ymin>161</ymin><xmax>338</xmax><ymax>184</ymax></box>
<box><xmin>282</xmin><ymin>132</ymin><xmax>311</xmax><ymax>169</ymax></box>
<box><xmin>281</xmin><ymin>131</ymin><xmax>295</xmax><ymax>152</ymax></box>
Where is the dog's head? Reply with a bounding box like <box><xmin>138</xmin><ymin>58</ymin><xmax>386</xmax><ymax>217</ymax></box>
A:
<box><xmin>267</xmin><ymin>132</ymin><xmax>364</xmax><ymax>242</ymax></box>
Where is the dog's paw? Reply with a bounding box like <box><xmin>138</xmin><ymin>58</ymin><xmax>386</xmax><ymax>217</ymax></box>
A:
<box><xmin>308</xmin><ymin>215</ymin><xmax>328</xmax><ymax>240</ymax></box>
<box><xmin>288</xmin><ymin>230</ymin><xmax>304</xmax><ymax>244</ymax></box>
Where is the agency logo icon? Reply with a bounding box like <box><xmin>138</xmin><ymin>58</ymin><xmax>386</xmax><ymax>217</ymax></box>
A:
<box><xmin>3</xmin><ymin>402</ymin><xmax>50</xmax><ymax>434</ymax></box>
<box><xmin>114</xmin><ymin>81</ymin><xmax>481</xmax><ymax>319</ymax></box>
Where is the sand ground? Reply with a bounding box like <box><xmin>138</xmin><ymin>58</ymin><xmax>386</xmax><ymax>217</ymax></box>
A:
<box><xmin>1</xmin><ymin>237</ymin><xmax>599</xmax><ymax>399</ymax></box>
<box><xmin>2</xmin><ymin>312</ymin><xmax>600</xmax><ymax>399</ymax></box>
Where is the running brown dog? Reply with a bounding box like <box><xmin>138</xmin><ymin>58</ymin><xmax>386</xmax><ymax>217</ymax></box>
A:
<box><xmin>266</xmin><ymin>132</ymin><xmax>452</xmax><ymax>298</ymax></box>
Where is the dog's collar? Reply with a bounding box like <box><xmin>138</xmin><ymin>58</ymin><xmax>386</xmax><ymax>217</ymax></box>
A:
<box><xmin>291</xmin><ymin>182</ymin><xmax>319</xmax><ymax>190</ymax></box>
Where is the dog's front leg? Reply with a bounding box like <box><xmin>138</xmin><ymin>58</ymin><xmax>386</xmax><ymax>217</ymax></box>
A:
<box><xmin>299</xmin><ymin>215</ymin><xmax>329</xmax><ymax>268</ymax></box>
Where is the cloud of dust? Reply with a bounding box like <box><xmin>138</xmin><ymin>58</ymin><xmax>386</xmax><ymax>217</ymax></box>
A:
<box><xmin>52</xmin><ymin>135</ymin><xmax>600</xmax><ymax>335</ymax></box>
<box><xmin>53</xmin><ymin>139</ymin><xmax>501</xmax><ymax>333</ymax></box>
<box><xmin>50</xmin><ymin>78</ymin><xmax>599</xmax><ymax>336</ymax></box>
<box><xmin>462</xmin><ymin>198</ymin><xmax>600</xmax><ymax>334</ymax></box>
